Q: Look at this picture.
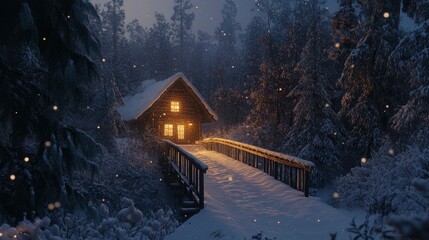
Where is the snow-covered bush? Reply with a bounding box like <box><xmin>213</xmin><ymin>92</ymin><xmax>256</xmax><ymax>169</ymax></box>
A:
<box><xmin>334</xmin><ymin>145</ymin><xmax>429</xmax><ymax>217</ymax></box>
<box><xmin>0</xmin><ymin>198</ymin><xmax>178</xmax><ymax>240</ymax></box>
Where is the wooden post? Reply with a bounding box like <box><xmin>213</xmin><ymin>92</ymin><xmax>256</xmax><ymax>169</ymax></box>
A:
<box><xmin>304</xmin><ymin>170</ymin><xmax>309</xmax><ymax>197</ymax></box>
<box><xmin>274</xmin><ymin>162</ymin><xmax>279</xmax><ymax>180</ymax></box>
<box><xmin>199</xmin><ymin>170</ymin><xmax>205</xmax><ymax>209</ymax></box>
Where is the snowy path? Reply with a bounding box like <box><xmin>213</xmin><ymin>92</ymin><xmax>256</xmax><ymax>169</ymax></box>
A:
<box><xmin>166</xmin><ymin>145</ymin><xmax>355</xmax><ymax>240</ymax></box>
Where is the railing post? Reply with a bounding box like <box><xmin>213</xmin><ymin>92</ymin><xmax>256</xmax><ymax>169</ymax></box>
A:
<box><xmin>199</xmin><ymin>170</ymin><xmax>204</xmax><ymax>209</ymax></box>
<box><xmin>304</xmin><ymin>170</ymin><xmax>309</xmax><ymax>197</ymax></box>
<box><xmin>274</xmin><ymin>162</ymin><xmax>279</xmax><ymax>180</ymax></box>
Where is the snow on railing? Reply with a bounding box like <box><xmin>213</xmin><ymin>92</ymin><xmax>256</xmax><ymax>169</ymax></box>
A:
<box><xmin>202</xmin><ymin>138</ymin><xmax>315</xmax><ymax>197</ymax></box>
<box><xmin>161</xmin><ymin>140</ymin><xmax>208</xmax><ymax>209</ymax></box>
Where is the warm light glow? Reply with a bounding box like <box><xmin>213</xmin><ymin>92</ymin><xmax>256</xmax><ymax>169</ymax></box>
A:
<box><xmin>278</xmin><ymin>87</ymin><xmax>283</xmax><ymax>91</ymax></box>
<box><xmin>48</xmin><ymin>203</ymin><xmax>55</xmax><ymax>211</ymax></box>
<box><xmin>361</xmin><ymin>157</ymin><xmax>367</xmax><ymax>164</ymax></box>
<box><xmin>388</xmin><ymin>148</ymin><xmax>395</xmax><ymax>155</ymax></box>
<box><xmin>42</xmin><ymin>37</ymin><xmax>47</xmax><ymax>41</ymax></box>
<box><xmin>0</xmin><ymin>233</ymin><xmax>3</xmax><ymax>237</ymax></box>
<box><xmin>177</xmin><ymin>125</ymin><xmax>185</xmax><ymax>140</ymax></box>
<box><xmin>10</xmin><ymin>175</ymin><xmax>16</xmax><ymax>180</ymax></box>
<box><xmin>189</xmin><ymin>122</ymin><xmax>193</xmax><ymax>126</ymax></box>
<box><xmin>333</xmin><ymin>192</ymin><xmax>339</xmax><ymax>198</ymax></box>
<box><xmin>67</xmin><ymin>15</ymin><xmax>71</xmax><ymax>19</ymax></box>
<box><xmin>24</xmin><ymin>157</ymin><xmax>30</xmax><ymax>162</ymax></box>
<box><xmin>149</xmin><ymin>160</ymin><xmax>153</xmax><ymax>164</ymax></box>
<box><xmin>351</xmin><ymin>64</ymin><xmax>355</xmax><ymax>68</ymax></box>
<box><xmin>228</xmin><ymin>176</ymin><xmax>233</xmax><ymax>181</ymax></box>
<box><xmin>52</xmin><ymin>105</ymin><xmax>59</xmax><ymax>111</ymax></box>
<box><xmin>54</xmin><ymin>201</ymin><xmax>61</xmax><ymax>208</ymax></box>
<box><xmin>13</xmin><ymin>234</ymin><xmax>17</xmax><ymax>239</ymax></box>
<box><xmin>171</xmin><ymin>101</ymin><xmax>180</xmax><ymax>112</ymax></box>
<box><xmin>44</xmin><ymin>141</ymin><xmax>52</xmax><ymax>147</ymax></box>
<box><xmin>164</xmin><ymin>124</ymin><xmax>173</xmax><ymax>137</ymax></box>
<box><xmin>335</xmin><ymin>43</ymin><xmax>340</xmax><ymax>48</ymax></box>
<box><xmin>385</xmin><ymin>104</ymin><xmax>390</xmax><ymax>109</ymax></box>
<box><xmin>383</xmin><ymin>12</ymin><xmax>390</xmax><ymax>18</ymax></box>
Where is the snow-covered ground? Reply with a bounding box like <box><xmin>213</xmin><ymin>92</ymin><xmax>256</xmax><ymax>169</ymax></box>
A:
<box><xmin>166</xmin><ymin>145</ymin><xmax>359</xmax><ymax>240</ymax></box>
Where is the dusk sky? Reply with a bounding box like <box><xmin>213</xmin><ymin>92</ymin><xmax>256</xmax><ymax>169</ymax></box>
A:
<box><xmin>91</xmin><ymin>0</ymin><xmax>256</xmax><ymax>34</ymax></box>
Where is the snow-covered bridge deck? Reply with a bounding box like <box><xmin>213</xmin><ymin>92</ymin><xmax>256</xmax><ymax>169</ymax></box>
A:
<box><xmin>166</xmin><ymin>145</ymin><xmax>354</xmax><ymax>240</ymax></box>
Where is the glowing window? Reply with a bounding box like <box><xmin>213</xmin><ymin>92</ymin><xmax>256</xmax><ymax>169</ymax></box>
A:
<box><xmin>164</xmin><ymin>124</ymin><xmax>173</xmax><ymax>136</ymax></box>
<box><xmin>171</xmin><ymin>101</ymin><xmax>180</xmax><ymax>112</ymax></box>
<box><xmin>177</xmin><ymin>125</ymin><xmax>185</xmax><ymax>140</ymax></box>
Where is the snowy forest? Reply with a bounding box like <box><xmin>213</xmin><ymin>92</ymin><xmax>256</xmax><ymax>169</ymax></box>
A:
<box><xmin>0</xmin><ymin>0</ymin><xmax>428</xmax><ymax>239</ymax></box>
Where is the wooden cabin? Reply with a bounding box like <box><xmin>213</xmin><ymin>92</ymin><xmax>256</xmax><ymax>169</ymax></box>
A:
<box><xmin>118</xmin><ymin>72</ymin><xmax>218</xmax><ymax>144</ymax></box>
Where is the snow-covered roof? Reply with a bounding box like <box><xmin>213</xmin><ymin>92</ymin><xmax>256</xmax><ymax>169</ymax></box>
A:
<box><xmin>117</xmin><ymin>72</ymin><xmax>218</xmax><ymax>122</ymax></box>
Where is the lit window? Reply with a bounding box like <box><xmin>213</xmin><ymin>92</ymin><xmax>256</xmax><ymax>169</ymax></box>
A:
<box><xmin>177</xmin><ymin>125</ymin><xmax>185</xmax><ymax>140</ymax></box>
<box><xmin>171</xmin><ymin>101</ymin><xmax>180</xmax><ymax>112</ymax></box>
<box><xmin>164</xmin><ymin>124</ymin><xmax>173</xmax><ymax>136</ymax></box>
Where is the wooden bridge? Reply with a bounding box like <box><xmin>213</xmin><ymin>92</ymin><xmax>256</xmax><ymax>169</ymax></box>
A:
<box><xmin>160</xmin><ymin>137</ymin><xmax>315</xmax><ymax>214</ymax></box>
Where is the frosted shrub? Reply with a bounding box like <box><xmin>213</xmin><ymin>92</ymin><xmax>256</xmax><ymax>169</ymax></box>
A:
<box><xmin>0</xmin><ymin>198</ymin><xmax>178</xmax><ymax>240</ymax></box>
<box><xmin>335</xmin><ymin>145</ymin><xmax>429</xmax><ymax>217</ymax></box>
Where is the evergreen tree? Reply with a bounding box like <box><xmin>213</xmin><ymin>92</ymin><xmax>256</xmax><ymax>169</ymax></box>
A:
<box><xmin>145</xmin><ymin>13</ymin><xmax>174</xmax><ymax>79</ymax></box>
<box><xmin>282</xmin><ymin>1</ymin><xmax>343</xmax><ymax>186</ymax></box>
<box><xmin>390</xmin><ymin>1</ymin><xmax>429</xmax><ymax>146</ymax></box>
<box><xmin>171</xmin><ymin>0</ymin><xmax>195</xmax><ymax>72</ymax></box>
<box><xmin>213</xmin><ymin>0</ymin><xmax>241</xmax><ymax>88</ymax></box>
<box><xmin>336</xmin><ymin>0</ymin><xmax>401</xmax><ymax>162</ymax></box>
<box><xmin>0</xmin><ymin>0</ymin><xmax>101</xmax><ymax>220</ymax></box>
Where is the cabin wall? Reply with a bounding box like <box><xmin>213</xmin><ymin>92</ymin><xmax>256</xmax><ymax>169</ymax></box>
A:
<box><xmin>137</xmin><ymin>81</ymin><xmax>205</xmax><ymax>144</ymax></box>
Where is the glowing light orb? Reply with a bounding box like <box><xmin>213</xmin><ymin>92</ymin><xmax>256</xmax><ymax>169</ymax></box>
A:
<box><xmin>52</xmin><ymin>105</ymin><xmax>59</xmax><ymax>111</ymax></box>
<box><xmin>54</xmin><ymin>201</ymin><xmax>61</xmax><ymax>208</ymax></box>
<box><xmin>42</xmin><ymin>37</ymin><xmax>47</xmax><ymax>41</ymax></box>
<box><xmin>361</xmin><ymin>157</ymin><xmax>367</xmax><ymax>164</ymax></box>
<box><xmin>228</xmin><ymin>176</ymin><xmax>233</xmax><ymax>181</ymax></box>
<box><xmin>278</xmin><ymin>87</ymin><xmax>283</xmax><ymax>91</ymax></box>
<box><xmin>67</xmin><ymin>15</ymin><xmax>71</xmax><ymax>19</ymax></box>
<box><xmin>10</xmin><ymin>175</ymin><xmax>16</xmax><ymax>180</ymax></box>
<box><xmin>24</xmin><ymin>156</ymin><xmax>30</xmax><ymax>162</ymax></box>
<box><xmin>333</xmin><ymin>192</ymin><xmax>339</xmax><ymax>198</ymax></box>
<box><xmin>116</xmin><ymin>174</ymin><xmax>119</xmax><ymax>178</ymax></box>
<box><xmin>325</xmin><ymin>103</ymin><xmax>330</xmax><ymax>108</ymax></box>
<box><xmin>102</xmin><ymin>58</ymin><xmax>106</xmax><ymax>62</ymax></box>
<box><xmin>253</xmin><ymin>219</ymin><xmax>257</xmax><ymax>222</ymax></box>
<box><xmin>383</xmin><ymin>12</ymin><xmax>390</xmax><ymax>18</ymax></box>
<box><xmin>44</xmin><ymin>141</ymin><xmax>52</xmax><ymax>147</ymax></box>
<box><xmin>385</xmin><ymin>104</ymin><xmax>390</xmax><ymax>109</ymax></box>
<box><xmin>97</xmin><ymin>125</ymin><xmax>101</xmax><ymax>129</ymax></box>
<box><xmin>335</xmin><ymin>43</ymin><xmax>340</xmax><ymax>48</ymax></box>
<box><xmin>388</xmin><ymin>149</ymin><xmax>395</xmax><ymax>155</ymax></box>
<box><xmin>48</xmin><ymin>203</ymin><xmax>55</xmax><ymax>211</ymax></box>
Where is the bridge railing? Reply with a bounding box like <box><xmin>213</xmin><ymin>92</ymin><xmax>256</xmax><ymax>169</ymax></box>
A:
<box><xmin>161</xmin><ymin>139</ymin><xmax>208</xmax><ymax>209</ymax></box>
<box><xmin>202</xmin><ymin>138</ymin><xmax>315</xmax><ymax>197</ymax></box>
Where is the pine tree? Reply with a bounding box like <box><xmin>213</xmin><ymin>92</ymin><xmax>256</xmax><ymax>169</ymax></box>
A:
<box><xmin>282</xmin><ymin>1</ymin><xmax>344</xmax><ymax>186</ymax></box>
<box><xmin>0</xmin><ymin>0</ymin><xmax>101</xmax><ymax>220</ymax></box>
<box><xmin>171</xmin><ymin>0</ymin><xmax>195</xmax><ymax>72</ymax></box>
<box><xmin>390</xmin><ymin>0</ymin><xmax>429</xmax><ymax>146</ymax></box>
<box><xmin>336</xmin><ymin>0</ymin><xmax>401</xmax><ymax>162</ymax></box>
<box><xmin>213</xmin><ymin>0</ymin><xmax>241</xmax><ymax>88</ymax></box>
<box><xmin>145</xmin><ymin>13</ymin><xmax>174</xmax><ymax>79</ymax></box>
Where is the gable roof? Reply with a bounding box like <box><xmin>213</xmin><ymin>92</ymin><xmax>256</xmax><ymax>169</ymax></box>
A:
<box><xmin>117</xmin><ymin>72</ymin><xmax>218</xmax><ymax>122</ymax></box>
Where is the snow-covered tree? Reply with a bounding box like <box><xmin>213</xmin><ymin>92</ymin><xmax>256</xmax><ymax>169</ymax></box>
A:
<box><xmin>171</xmin><ymin>0</ymin><xmax>195</xmax><ymax>72</ymax></box>
<box><xmin>281</xmin><ymin>1</ymin><xmax>344</xmax><ymax>186</ymax></box>
<box><xmin>336</xmin><ymin>0</ymin><xmax>401</xmax><ymax>163</ymax></box>
<box><xmin>144</xmin><ymin>13</ymin><xmax>175</xmax><ymax>79</ymax></box>
<box><xmin>0</xmin><ymin>0</ymin><xmax>101</xmax><ymax>221</ymax></box>
<box><xmin>213</xmin><ymin>0</ymin><xmax>241</xmax><ymax>88</ymax></box>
